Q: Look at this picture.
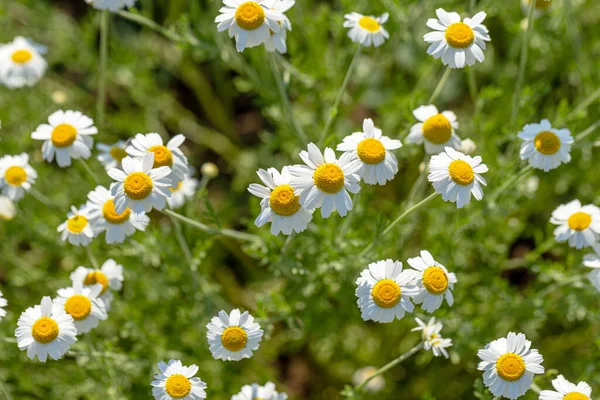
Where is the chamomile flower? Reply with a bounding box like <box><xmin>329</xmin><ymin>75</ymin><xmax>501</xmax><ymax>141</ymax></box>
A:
<box><xmin>31</xmin><ymin>110</ymin><xmax>98</xmax><ymax>168</ymax></box>
<box><xmin>263</xmin><ymin>0</ymin><xmax>294</xmax><ymax>54</ymax></box>
<box><xmin>0</xmin><ymin>153</ymin><xmax>37</xmax><ymax>201</ymax></box>
<box><xmin>70</xmin><ymin>259</ymin><xmax>124</xmax><ymax>311</ymax></box>
<box><xmin>518</xmin><ymin>119</ymin><xmax>573</xmax><ymax>172</ymax></box>
<box><xmin>84</xmin><ymin>0</ymin><xmax>137</xmax><ymax>12</ymax></box>
<box><xmin>424</xmin><ymin>9</ymin><xmax>490</xmax><ymax>69</ymax></box>
<box><xmin>86</xmin><ymin>185</ymin><xmax>149</xmax><ymax>244</ymax></box>
<box><xmin>206</xmin><ymin>309</ymin><xmax>263</xmax><ymax>361</ymax></box>
<box><xmin>428</xmin><ymin>147</ymin><xmax>488</xmax><ymax>209</ymax></box>
<box><xmin>550</xmin><ymin>200</ymin><xmax>600</xmax><ymax>249</ymax></box>
<box><xmin>407</xmin><ymin>105</ymin><xmax>462</xmax><ymax>154</ymax></box>
<box><xmin>97</xmin><ymin>141</ymin><xmax>128</xmax><ymax>171</ymax></box>
<box><xmin>231</xmin><ymin>382</ymin><xmax>288</xmax><ymax>400</ymax></box>
<box><xmin>352</xmin><ymin>367</ymin><xmax>385</xmax><ymax>393</ymax></box>
<box><xmin>289</xmin><ymin>143</ymin><xmax>361</xmax><ymax>218</ymax></box>
<box><xmin>540</xmin><ymin>375</ymin><xmax>592</xmax><ymax>400</ymax></box>
<box><xmin>15</xmin><ymin>296</ymin><xmax>77</xmax><ymax>362</ymax></box>
<box><xmin>53</xmin><ymin>283</ymin><xmax>108</xmax><ymax>334</ymax></box>
<box><xmin>57</xmin><ymin>206</ymin><xmax>95</xmax><ymax>247</ymax></box>
<box><xmin>0</xmin><ymin>36</ymin><xmax>47</xmax><ymax>88</ymax></box>
<box><xmin>151</xmin><ymin>359</ymin><xmax>207</xmax><ymax>400</ymax></box>
<box><xmin>355</xmin><ymin>259</ymin><xmax>419</xmax><ymax>323</ymax></box>
<box><xmin>248</xmin><ymin>167</ymin><xmax>313</xmax><ymax>235</ymax></box>
<box><xmin>412</xmin><ymin>317</ymin><xmax>443</xmax><ymax>341</ymax></box>
<box><xmin>168</xmin><ymin>175</ymin><xmax>199</xmax><ymax>209</ymax></box>
<box><xmin>0</xmin><ymin>290</ymin><xmax>7</xmax><ymax>322</ymax></box>
<box><xmin>215</xmin><ymin>0</ymin><xmax>285</xmax><ymax>53</ymax></box>
<box><xmin>407</xmin><ymin>250</ymin><xmax>457</xmax><ymax>313</ymax></box>
<box><xmin>477</xmin><ymin>332</ymin><xmax>545</xmax><ymax>399</ymax></box>
<box><xmin>343</xmin><ymin>12</ymin><xmax>390</xmax><ymax>47</ymax></box>
<box><xmin>336</xmin><ymin>118</ymin><xmax>402</xmax><ymax>185</ymax></box>
<box><xmin>108</xmin><ymin>153</ymin><xmax>172</xmax><ymax>214</ymax></box>
<box><xmin>126</xmin><ymin>133</ymin><xmax>189</xmax><ymax>189</ymax></box>
<box><xmin>0</xmin><ymin>196</ymin><xmax>16</xmax><ymax>220</ymax></box>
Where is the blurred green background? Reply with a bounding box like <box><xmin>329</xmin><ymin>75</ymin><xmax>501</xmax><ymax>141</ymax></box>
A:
<box><xmin>1</xmin><ymin>0</ymin><xmax>600</xmax><ymax>398</ymax></box>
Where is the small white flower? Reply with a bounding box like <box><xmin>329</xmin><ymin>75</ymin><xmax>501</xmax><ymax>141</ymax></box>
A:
<box><xmin>0</xmin><ymin>196</ymin><xmax>17</xmax><ymax>220</ymax></box>
<box><xmin>540</xmin><ymin>375</ymin><xmax>592</xmax><ymax>400</ymax></box>
<box><xmin>57</xmin><ymin>206</ymin><xmax>95</xmax><ymax>247</ymax></box>
<box><xmin>407</xmin><ymin>105</ymin><xmax>462</xmax><ymax>154</ymax></box>
<box><xmin>413</xmin><ymin>318</ymin><xmax>453</xmax><ymax>358</ymax></box>
<box><xmin>518</xmin><ymin>119</ymin><xmax>573</xmax><ymax>172</ymax></box>
<box><xmin>550</xmin><ymin>200</ymin><xmax>600</xmax><ymax>249</ymax></box>
<box><xmin>231</xmin><ymin>381</ymin><xmax>288</xmax><ymax>400</ymax></box>
<box><xmin>0</xmin><ymin>290</ymin><xmax>7</xmax><ymax>322</ymax></box>
<box><xmin>263</xmin><ymin>0</ymin><xmax>295</xmax><ymax>54</ymax></box>
<box><xmin>352</xmin><ymin>367</ymin><xmax>385</xmax><ymax>393</ymax></box>
<box><xmin>96</xmin><ymin>140</ymin><xmax>128</xmax><ymax>171</ymax></box>
<box><xmin>343</xmin><ymin>12</ymin><xmax>390</xmax><ymax>47</ymax></box>
<box><xmin>53</xmin><ymin>283</ymin><xmax>108</xmax><ymax>334</ymax></box>
<box><xmin>0</xmin><ymin>153</ymin><xmax>37</xmax><ymax>201</ymax></box>
<box><xmin>168</xmin><ymin>175</ymin><xmax>199</xmax><ymax>209</ymax></box>
<box><xmin>70</xmin><ymin>259</ymin><xmax>124</xmax><ymax>311</ymax></box>
<box><xmin>207</xmin><ymin>309</ymin><xmax>263</xmax><ymax>361</ymax></box>
<box><xmin>151</xmin><ymin>359</ymin><xmax>207</xmax><ymax>400</ymax></box>
<box><xmin>407</xmin><ymin>250</ymin><xmax>457</xmax><ymax>313</ymax></box>
<box><xmin>0</xmin><ymin>36</ymin><xmax>47</xmax><ymax>88</ymax></box>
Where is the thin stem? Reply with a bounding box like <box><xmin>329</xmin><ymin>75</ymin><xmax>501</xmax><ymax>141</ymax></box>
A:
<box><xmin>467</xmin><ymin>67</ymin><xmax>478</xmax><ymax>104</ymax></box>
<box><xmin>85</xmin><ymin>247</ymin><xmax>100</xmax><ymax>269</ymax></box>
<box><xmin>428</xmin><ymin>66</ymin><xmax>452</xmax><ymax>104</ymax></box>
<box><xmin>28</xmin><ymin>188</ymin><xmax>59</xmax><ymax>209</ymax></box>
<box><xmin>565</xmin><ymin>87</ymin><xmax>600</xmax><ymax>122</ymax></box>
<box><xmin>79</xmin><ymin>158</ymin><xmax>100</xmax><ymax>184</ymax></box>
<box><xmin>489</xmin><ymin>164</ymin><xmax>533</xmax><ymax>203</ymax></box>
<box><xmin>97</xmin><ymin>10</ymin><xmax>109</xmax><ymax>131</ymax></box>
<box><xmin>336</xmin><ymin>191</ymin><xmax>361</xmax><ymax>244</ymax></box>
<box><xmin>280</xmin><ymin>232</ymin><xmax>295</xmax><ymax>256</ymax></box>
<box><xmin>511</xmin><ymin>0</ymin><xmax>536</xmax><ymax>125</ymax></box>
<box><xmin>575</xmin><ymin>118</ymin><xmax>600</xmax><ymax>141</ymax></box>
<box><xmin>537</xmin><ymin>274</ymin><xmax>586</xmax><ymax>298</ymax></box>
<box><xmin>169</xmin><ymin>215</ymin><xmax>194</xmax><ymax>265</ymax></box>
<box><xmin>319</xmin><ymin>46</ymin><xmax>362</xmax><ymax>146</ymax></box>
<box><xmin>531</xmin><ymin>383</ymin><xmax>542</xmax><ymax>394</ymax></box>
<box><xmin>0</xmin><ymin>382</ymin><xmax>13</xmax><ymax>400</ymax></box>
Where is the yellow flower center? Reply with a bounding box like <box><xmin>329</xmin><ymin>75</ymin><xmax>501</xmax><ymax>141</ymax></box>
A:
<box><xmin>564</xmin><ymin>393</ymin><xmax>589</xmax><ymax>400</ymax></box>
<box><xmin>31</xmin><ymin>317</ymin><xmax>59</xmax><ymax>344</ymax></box>
<box><xmin>221</xmin><ymin>326</ymin><xmax>248</xmax><ymax>352</ymax></box>
<box><xmin>357</xmin><ymin>138</ymin><xmax>386</xmax><ymax>164</ymax></box>
<box><xmin>358</xmin><ymin>16</ymin><xmax>380</xmax><ymax>32</ymax></box>
<box><xmin>568</xmin><ymin>212</ymin><xmax>592</xmax><ymax>231</ymax></box>
<box><xmin>314</xmin><ymin>163</ymin><xmax>345</xmax><ymax>194</ymax></box>
<box><xmin>11</xmin><ymin>49</ymin><xmax>32</xmax><ymax>63</ymax></box>
<box><xmin>371</xmin><ymin>279</ymin><xmax>402</xmax><ymax>308</ymax></box>
<box><xmin>109</xmin><ymin>147</ymin><xmax>128</xmax><ymax>162</ymax></box>
<box><xmin>4</xmin><ymin>166</ymin><xmax>27</xmax><ymax>186</ymax></box>
<box><xmin>123</xmin><ymin>172</ymin><xmax>153</xmax><ymax>200</ymax></box>
<box><xmin>422</xmin><ymin>266</ymin><xmax>449</xmax><ymax>295</ymax></box>
<box><xmin>67</xmin><ymin>215</ymin><xmax>88</xmax><ymax>233</ymax></box>
<box><xmin>235</xmin><ymin>2</ymin><xmax>266</xmax><ymax>30</ymax></box>
<box><xmin>148</xmin><ymin>145</ymin><xmax>173</xmax><ymax>168</ymax></box>
<box><xmin>529</xmin><ymin>0</ymin><xmax>552</xmax><ymax>9</ymax></box>
<box><xmin>169</xmin><ymin>181</ymin><xmax>184</xmax><ymax>193</ymax></box>
<box><xmin>64</xmin><ymin>294</ymin><xmax>92</xmax><ymax>320</ymax></box>
<box><xmin>269</xmin><ymin>184</ymin><xmax>301</xmax><ymax>216</ymax></box>
<box><xmin>165</xmin><ymin>374</ymin><xmax>192</xmax><ymax>399</ymax></box>
<box><xmin>422</xmin><ymin>114</ymin><xmax>452</xmax><ymax>144</ymax></box>
<box><xmin>445</xmin><ymin>22</ymin><xmax>475</xmax><ymax>48</ymax></box>
<box><xmin>448</xmin><ymin>160</ymin><xmax>474</xmax><ymax>186</ymax></box>
<box><xmin>51</xmin><ymin>124</ymin><xmax>78</xmax><ymax>148</ymax></box>
<box><xmin>534</xmin><ymin>131</ymin><xmax>561</xmax><ymax>155</ymax></box>
<box><xmin>102</xmin><ymin>199</ymin><xmax>131</xmax><ymax>224</ymax></box>
<box><xmin>495</xmin><ymin>353</ymin><xmax>526</xmax><ymax>382</ymax></box>
<box><xmin>84</xmin><ymin>271</ymin><xmax>110</xmax><ymax>295</ymax></box>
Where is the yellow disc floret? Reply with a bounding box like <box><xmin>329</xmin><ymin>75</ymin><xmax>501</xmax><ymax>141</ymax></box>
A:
<box><xmin>235</xmin><ymin>2</ymin><xmax>266</xmax><ymax>30</ymax></box>
<box><xmin>11</xmin><ymin>49</ymin><xmax>32</xmax><ymax>63</ymax></box>
<box><xmin>170</xmin><ymin>181</ymin><xmax>184</xmax><ymax>193</ymax></box>
<box><xmin>102</xmin><ymin>199</ymin><xmax>131</xmax><ymax>224</ymax></box>
<box><xmin>64</xmin><ymin>294</ymin><xmax>92</xmax><ymax>320</ymax></box>
<box><xmin>313</xmin><ymin>164</ymin><xmax>345</xmax><ymax>194</ymax></box>
<box><xmin>5</xmin><ymin>166</ymin><xmax>27</xmax><ymax>186</ymax></box>
<box><xmin>371</xmin><ymin>279</ymin><xmax>402</xmax><ymax>308</ymax></box>
<box><xmin>31</xmin><ymin>317</ymin><xmax>59</xmax><ymax>344</ymax></box>
<box><xmin>534</xmin><ymin>131</ymin><xmax>561</xmax><ymax>155</ymax></box>
<box><xmin>495</xmin><ymin>353</ymin><xmax>526</xmax><ymax>382</ymax></box>
<box><xmin>563</xmin><ymin>393</ymin><xmax>589</xmax><ymax>400</ymax></box>
<box><xmin>568</xmin><ymin>212</ymin><xmax>592</xmax><ymax>231</ymax></box>
<box><xmin>110</xmin><ymin>147</ymin><xmax>128</xmax><ymax>162</ymax></box>
<box><xmin>358</xmin><ymin>16</ymin><xmax>381</xmax><ymax>32</ymax></box>
<box><xmin>51</xmin><ymin>124</ymin><xmax>78</xmax><ymax>148</ymax></box>
<box><xmin>84</xmin><ymin>271</ymin><xmax>110</xmax><ymax>295</ymax></box>
<box><xmin>357</xmin><ymin>138</ymin><xmax>386</xmax><ymax>164</ymax></box>
<box><xmin>422</xmin><ymin>266</ymin><xmax>449</xmax><ymax>295</ymax></box>
<box><xmin>165</xmin><ymin>374</ymin><xmax>192</xmax><ymax>399</ymax></box>
<box><xmin>422</xmin><ymin>114</ymin><xmax>452</xmax><ymax>144</ymax></box>
<box><xmin>445</xmin><ymin>22</ymin><xmax>475</xmax><ymax>48</ymax></box>
<box><xmin>221</xmin><ymin>326</ymin><xmax>248</xmax><ymax>352</ymax></box>
<box><xmin>269</xmin><ymin>184</ymin><xmax>301</xmax><ymax>216</ymax></box>
<box><xmin>123</xmin><ymin>172</ymin><xmax>153</xmax><ymax>200</ymax></box>
<box><xmin>448</xmin><ymin>160</ymin><xmax>474</xmax><ymax>186</ymax></box>
<box><xmin>67</xmin><ymin>215</ymin><xmax>88</xmax><ymax>233</ymax></box>
<box><xmin>148</xmin><ymin>145</ymin><xmax>173</xmax><ymax>168</ymax></box>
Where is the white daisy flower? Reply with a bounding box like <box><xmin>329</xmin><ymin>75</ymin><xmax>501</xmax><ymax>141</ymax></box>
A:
<box><xmin>168</xmin><ymin>175</ymin><xmax>199</xmax><ymax>209</ymax></box>
<box><xmin>84</xmin><ymin>0</ymin><xmax>136</xmax><ymax>12</ymax></box>
<box><xmin>231</xmin><ymin>381</ymin><xmax>288</xmax><ymax>400</ymax></box>
<box><xmin>0</xmin><ymin>153</ymin><xmax>37</xmax><ymax>201</ymax></box>
<box><xmin>0</xmin><ymin>196</ymin><xmax>16</xmax><ymax>220</ymax></box>
<box><xmin>407</xmin><ymin>250</ymin><xmax>457</xmax><ymax>313</ymax></box>
<box><xmin>263</xmin><ymin>0</ymin><xmax>294</xmax><ymax>54</ymax></box>
<box><xmin>31</xmin><ymin>110</ymin><xmax>98</xmax><ymax>168</ymax></box>
<box><xmin>355</xmin><ymin>259</ymin><xmax>419</xmax><ymax>323</ymax></box>
<box><xmin>15</xmin><ymin>296</ymin><xmax>77</xmax><ymax>362</ymax></box>
<box><xmin>424</xmin><ymin>9</ymin><xmax>490</xmax><ymax>69</ymax></box>
<box><xmin>0</xmin><ymin>290</ymin><xmax>7</xmax><ymax>322</ymax></box>
<box><xmin>215</xmin><ymin>0</ymin><xmax>285</xmax><ymax>53</ymax></box>
<box><xmin>126</xmin><ymin>133</ymin><xmax>189</xmax><ymax>189</ymax></box>
<box><xmin>86</xmin><ymin>185</ymin><xmax>149</xmax><ymax>244</ymax></box>
<box><xmin>407</xmin><ymin>105</ymin><xmax>462</xmax><ymax>154</ymax></box>
<box><xmin>289</xmin><ymin>143</ymin><xmax>361</xmax><ymax>218</ymax></box>
<box><xmin>540</xmin><ymin>375</ymin><xmax>592</xmax><ymax>400</ymax></box>
<box><xmin>206</xmin><ymin>309</ymin><xmax>263</xmax><ymax>361</ymax></box>
<box><xmin>518</xmin><ymin>119</ymin><xmax>573</xmax><ymax>172</ymax></box>
<box><xmin>429</xmin><ymin>335</ymin><xmax>453</xmax><ymax>359</ymax></box>
<box><xmin>477</xmin><ymin>332</ymin><xmax>545</xmax><ymax>399</ymax></box>
<box><xmin>336</xmin><ymin>118</ymin><xmax>402</xmax><ymax>185</ymax></box>
<box><xmin>343</xmin><ymin>12</ymin><xmax>390</xmax><ymax>47</ymax></box>
<box><xmin>0</xmin><ymin>36</ymin><xmax>47</xmax><ymax>89</ymax></box>
<box><xmin>53</xmin><ymin>283</ymin><xmax>108</xmax><ymax>334</ymax></box>
<box><xmin>352</xmin><ymin>367</ymin><xmax>385</xmax><ymax>393</ymax></box>
<box><xmin>70</xmin><ymin>259</ymin><xmax>124</xmax><ymax>311</ymax></box>
<box><xmin>151</xmin><ymin>359</ymin><xmax>207</xmax><ymax>400</ymax></box>
<box><xmin>57</xmin><ymin>205</ymin><xmax>95</xmax><ymax>247</ymax></box>
<box><xmin>428</xmin><ymin>146</ymin><xmax>488</xmax><ymax>209</ymax></box>
<box><xmin>96</xmin><ymin>140</ymin><xmax>128</xmax><ymax>171</ymax></box>
<box><xmin>550</xmin><ymin>200</ymin><xmax>600</xmax><ymax>249</ymax></box>
<box><xmin>413</xmin><ymin>317</ymin><xmax>453</xmax><ymax>358</ymax></box>
<box><xmin>108</xmin><ymin>153</ymin><xmax>172</xmax><ymax>215</ymax></box>
<box><xmin>248</xmin><ymin>166</ymin><xmax>313</xmax><ymax>235</ymax></box>
<box><xmin>584</xmin><ymin>246</ymin><xmax>600</xmax><ymax>292</ymax></box>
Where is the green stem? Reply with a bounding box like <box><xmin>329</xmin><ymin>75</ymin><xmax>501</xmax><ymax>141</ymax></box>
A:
<box><xmin>0</xmin><ymin>382</ymin><xmax>13</xmax><ymax>400</ymax></box>
<box><xmin>531</xmin><ymin>383</ymin><xmax>542</xmax><ymax>394</ymax></box>
<box><xmin>489</xmin><ymin>164</ymin><xmax>533</xmax><ymax>203</ymax></box>
<box><xmin>428</xmin><ymin>66</ymin><xmax>452</xmax><ymax>104</ymax></box>
<box><xmin>28</xmin><ymin>188</ymin><xmax>59</xmax><ymax>209</ymax></box>
<box><xmin>467</xmin><ymin>67</ymin><xmax>478</xmax><ymax>105</ymax></box>
<box><xmin>79</xmin><ymin>158</ymin><xmax>100</xmax><ymax>184</ymax></box>
<box><xmin>565</xmin><ymin>87</ymin><xmax>600</xmax><ymax>122</ymax></box>
<box><xmin>537</xmin><ymin>274</ymin><xmax>586</xmax><ymax>298</ymax></box>
<box><xmin>336</xmin><ymin>191</ymin><xmax>361</xmax><ymax>244</ymax></box>
<box><xmin>169</xmin><ymin>215</ymin><xmax>193</xmax><ymax>264</ymax></box>
<box><xmin>97</xmin><ymin>10</ymin><xmax>109</xmax><ymax>131</ymax></box>
<box><xmin>85</xmin><ymin>247</ymin><xmax>100</xmax><ymax>269</ymax></box>
<box><xmin>575</xmin><ymin>118</ymin><xmax>600</xmax><ymax>141</ymax></box>
<box><xmin>511</xmin><ymin>0</ymin><xmax>536</xmax><ymax>125</ymax></box>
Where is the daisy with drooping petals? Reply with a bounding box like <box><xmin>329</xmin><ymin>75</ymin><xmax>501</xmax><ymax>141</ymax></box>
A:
<box><xmin>540</xmin><ymin>375</ymin><xmax>592</xmax><ymax>400</ymax></box>
<box><xmin>550</xmin><ymin>200</ymin><xmax>600</xmax><ymax>249</ymax></box>
<box><xmin>0</xmin><ymin>196</ymin><xmax>16</xmax><ymax>220</ymax></box>
<box><xmin>584</xmin><ymin>245</ymin><xmax>600</xmax><ymax>292</ymax></box>
<box><xmin>263</xmin><ymin>0</ymin><xmax>294</xmax><ymax>54</ymax></box>
<box><xmin>31</xmin><ymin>110</ymin><xmax>98</xmax><ymax>168</ymax></box>
<box><xmin>428</xmin><ymin>147</ymin><xmax>488</xmax><ymax>209</ymax></box>
<box><xmin>352</xmin><ymin>367</ymin><xmax>385</xmax><ymax>393</ymax></box>
<box><xmin>152</xmin><ymin>359</ymin><xmax>207</xmax><ymax>400</ymax></box>
<box><xmin>126</xmin><ymin>133</ymin><xmax>188</xmax><ymax>189</ymax></box>
<box><xmin>355</xmin><ymin>259</ymin><xmax>419</xmax><ymax>323</ymax></box>
<box><xmin>168</xmin><ymin>175</ymin><xmax>199</xmax><ymax>209</ymax></box>
<box><xmin>15</xmin><ymin>296</ymin><xmax>77</xmax><ymax>362</ymax></box>
<box><xmin>412</xmin><ymin>317</ymin><xmax>452</xmax><ymax>358</ymax></box>
<box><xmin>207</xmin><ymin>309</ymin><xmax>263</xmax><ymax>361</ymax></box>
<box><xmin>215</xmin><ymin>0</ymin><xmax>285</xmax><ymax>53</ymax></box>
<box><xmin>336</xmin><ymin>118</ymin><xmax>402</xmax><ymax>185</ymax></box>
<box><xmin>97</xmin><ymin>140</ymin><xmax>128</xmax><ymax>171</ymax></box>
<box><xmin>424</xmin><ymin>9</ymin><xmax>490</xmax><ymax>69</ymax></box>
<box><xmin>518</xmin><ymin>119</ymin><xmax>573</xmax><ymax>172</ymax></box>
<box><xmin>477</xmin><ymin>332</ymin><xmax>545</xmax><ymax>399</ymax></box>
<box><xmin>248</xmin><ymin>167</ymin><xmax>313</xmax><ymax>235</ymax></box>
<box><xmin>86</xmin><ymin>185</ymin><xmax>149</xmax><ymax>244</ymax></box>
<box><xmin>57</xmin><ymin>206</ymin><xmax>95</xmax><ymax>246</ymax></box>
<box><xmin>343</xmin><ymin>12</ymin><xmax>390</xmax><ymax>47</ymax></box>
<box><xmin>289</xmin><ymin>143</ymin><xmax>361</xmax><ymax>218</ymax></box>
<box><xmin>108</xmin><ymin>153</ymin><xmax>172</xmax><ymax>214</ymax></box>
<box><xmin>53</xmin><ymin>283</ymin><xmax>108</xmax><ymax>334</ymax></box>
<box><xmin>0</xmin><ymin>36</ymin><xmax>47</xmax><ymax>88</ymax></box>
<box><xmin>70</xmin><ymin>259</ymin><xmax>124</xmax><ymax>311</ymax></box>
<box><xmin>0</xmin><ymin>153</ymin><xmax>37</xmax><ymax>201</ymax></box>
<box><xmin>407</xmin><ymin>105</ymin><xmax>462</xmax><ymax>154</ymax></box>
<box><xmin>0</xmin><ymin>290</ymin><xmax>7</xmax><ymax>322</ymax></box>
<box><xmin>407</xmin><ymin>250</ymin><xmax>457</xmax><ymax>313</ymax></box>
<box><xmin>84</xmin><ymin>0</ymin><xmax>136</xmax><ymax>12</ymax></box>
<box><xmin>232</xmin><ymin>381</ymin><xmax>288</xmax><ymax>400</ymax></box>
